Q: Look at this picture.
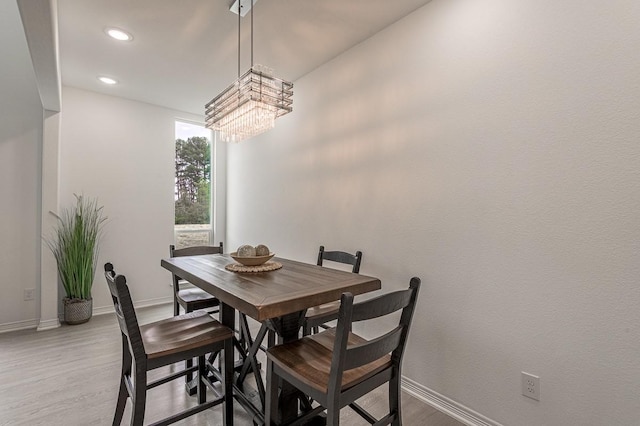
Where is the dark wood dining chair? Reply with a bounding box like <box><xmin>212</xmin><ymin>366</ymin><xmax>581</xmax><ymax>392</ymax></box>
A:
<box><xmin>104</xmin><ymin>263</ymin><xmax>234</xmax><ymax>426</ymax></box>
<box><xmin>170</xmin><ymin>243</ymin><xmax>223</xmax><ymax>317</ymax></box>
<box><xmin>303</xmin><ymin>245</ymin><xmax>363</xmax><ymax>335</ymax></box>
<box><xmin>265</xmin><ymin>277</ymin><xmax>421</xmax><ymax>426</ymax></box>
<box><xmin>170</xmin><ymin>243</ymin><xmax>224</xmax><ymax>393</ymax></box>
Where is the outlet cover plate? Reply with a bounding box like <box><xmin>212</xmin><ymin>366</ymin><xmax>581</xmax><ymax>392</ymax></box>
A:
<box><xmin>522</xmin><ymin>372</ymin><xmax>540</xmax><ymax>401</ymax></box>
<box><xmin>23</xmin><ymin>288</ymin><xmax>35</xmax><ymax>301</ymax></box>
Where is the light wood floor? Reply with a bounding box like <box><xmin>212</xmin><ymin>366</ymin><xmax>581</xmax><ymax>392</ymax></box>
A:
<box><xmin>0</xmin><ymin>304</ymin><xmax>463</xmax><ymax>426</ymax></box>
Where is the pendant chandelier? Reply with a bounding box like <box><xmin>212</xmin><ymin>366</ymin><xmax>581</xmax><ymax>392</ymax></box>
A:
<box><xmin>205</xmin><ymin>0</ymin><xmax>293</xmax><ymax>143</ymax></box>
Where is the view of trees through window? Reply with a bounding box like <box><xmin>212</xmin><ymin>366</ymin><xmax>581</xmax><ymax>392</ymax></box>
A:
<box><xmin>174</xmin><ymin>121</ymin><xmax>212</xmax><ymax>247</ymax></box>
<box><xmin>175</xmin><ymin>135</ymin><xmax>210</xmax><ymax>224</ymax></box>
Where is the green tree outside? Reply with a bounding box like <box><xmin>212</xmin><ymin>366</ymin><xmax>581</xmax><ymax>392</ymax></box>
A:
<box><xmin>175</xmin><ymin>136</ymin><xmax>211</xmax><ymax>224</ymax></box>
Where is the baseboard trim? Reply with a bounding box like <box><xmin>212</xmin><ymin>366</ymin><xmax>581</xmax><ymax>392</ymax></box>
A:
<box><xmin>36</xmin><ymin>317</ymin><xmax>61</xmax><ymax>331</ymax></box>
<box><xmin>93</xmin><ymin>296</ymin><xmax>173</xmax><ymax>316</ymax></box>
<box><xmin>402</xmin><ymin>376</ymin><xmax>503</xmax><ymax>426</ymax></box>
<box><xmin>135</xmin><ymin>296</ymin><xmax>173</xmax><ymax>309</ymax></box>
<box><xmin>1</xmin><ymin>297</ymin><xmax>173</xmax><ymax>333</ymax></box>
<box><xmin>0</xmin><ymin>318</ymin><xmax>39</xmax><ymax>334</ymax></box>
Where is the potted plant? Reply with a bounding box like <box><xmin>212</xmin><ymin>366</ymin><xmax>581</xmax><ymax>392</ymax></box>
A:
<box><xmin>46</xmin><ymin>194</ymin><xmax>107</xmax><ymax>324</ymax></box>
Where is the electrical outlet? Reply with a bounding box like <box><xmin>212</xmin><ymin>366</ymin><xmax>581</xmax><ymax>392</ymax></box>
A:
<box><xmin>24</xmin><ymin>288</ymin><xmax>35</xmax><ymax>301</ymax></box>
<box><xmin>522</xmin><ymin>372</ymin><xmax>540</xmax><ymax>400</ymax></box>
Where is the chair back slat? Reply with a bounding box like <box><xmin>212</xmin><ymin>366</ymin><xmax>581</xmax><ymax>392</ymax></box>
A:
<box><xmin>344</xmin><ymin>326</ymin><xmax>403</xmax><ymax>370</ymax></box>
<box><xmin>317</xmin><ymin>245</ymin><xmax>362</xmax><ymax>274</ymax></box>
<box><xmin>170</xmin><ymin>242</ymin><xmax>223</xmax><ymax>258</ymax></box>
<box><xmin>104</xmin><ymin>263</ymin><xmax>145</xmax><ymax>359</ymax></box>
<box><xmin>350</xmin><ymin>288</ymin><xmax>413</xmax><ymax>323</ymax></box>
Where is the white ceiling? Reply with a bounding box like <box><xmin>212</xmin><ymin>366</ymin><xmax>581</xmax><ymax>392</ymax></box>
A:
<box><xmin>57</xmin><ymin>0</ymin><xmax>432</xmax><ymax>115</ymax></box>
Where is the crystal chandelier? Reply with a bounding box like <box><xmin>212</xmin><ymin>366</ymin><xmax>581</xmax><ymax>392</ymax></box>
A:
<box><xmin>205</xmin><ymin>0</ymin><xmax>293</xmax><ymax>143</ymax></box>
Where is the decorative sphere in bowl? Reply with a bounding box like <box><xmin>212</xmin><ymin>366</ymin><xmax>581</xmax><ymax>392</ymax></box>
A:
<box><xmin>237</xmin><ymin>244</ymin><xmax>256</xmax><ymax>257</ymax></box>
<box><xmin>255</xmin><ymin>244</ymin><xmax>270</xmax><ymax>256</ymax></box>
<box><xmin>230</xmin><ymin>252</ymin><xmax>275</xmax><ymax>266</ymax></box>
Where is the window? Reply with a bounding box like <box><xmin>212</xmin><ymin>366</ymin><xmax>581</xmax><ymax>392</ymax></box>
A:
<box><xmin>174</xmin><ymin>121</ymin><xmax>213</xmax><ymax>248</ymax></box>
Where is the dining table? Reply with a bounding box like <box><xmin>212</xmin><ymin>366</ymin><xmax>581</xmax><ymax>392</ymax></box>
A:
<box><xmin>160</xmin><ymin>253</ymin><xmax>381</xmax><ymax>425</ymax></box>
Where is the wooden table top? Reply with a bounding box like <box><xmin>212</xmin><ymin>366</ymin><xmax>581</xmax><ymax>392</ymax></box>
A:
<box><xmin>161</xmin><ymin>254</ymin><xmax>381</xmax><ymax>322</ymax></box>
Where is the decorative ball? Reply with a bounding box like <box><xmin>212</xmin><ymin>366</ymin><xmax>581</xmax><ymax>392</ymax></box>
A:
<box><xmin>237</xmin><ymin>244</ymin><xmax>256</xmax><ymax>257</ymax></box>
<box><xmin>255</xmin><ymin>244</ymin><xmax>270</xmax><ymax>256</ymax></box>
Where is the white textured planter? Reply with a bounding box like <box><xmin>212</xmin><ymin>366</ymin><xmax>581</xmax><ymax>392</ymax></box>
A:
<box><xmin>63</xmin><ymin>297</ymin><xmax>93</xmax><ymax>325</ymax></box>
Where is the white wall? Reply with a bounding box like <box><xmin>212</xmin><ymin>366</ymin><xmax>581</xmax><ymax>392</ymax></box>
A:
<box><xmin>226</xmin><ymin>0</ymin><xmax>640</xmax><ymax>425</ymax></box>
<box><xmin>0</xmin><ymin>0</ymin><xmax>43</xmax><ymax>329</ymax></box>
<box><xmin>59</xmin><ymin>87</ymin><xmax>208</xmax><ymax>312</ymax></box>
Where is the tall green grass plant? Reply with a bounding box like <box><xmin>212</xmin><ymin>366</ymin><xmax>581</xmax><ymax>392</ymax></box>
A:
<box><xmin>46</xmin><ymin>195</ymin><xmax>107</xmax><ymax>300</ymax></box>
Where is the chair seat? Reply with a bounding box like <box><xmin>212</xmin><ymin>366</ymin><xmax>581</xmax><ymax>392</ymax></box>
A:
<box><xmin>267</xmin><ymin>328</ymin><xmax>391</xmax><ymax>394</ymax></box>
<box><xmin>141</xmin><ymin>310</ymin><xmax>232</xmax><ymax>359</ymax></box>
<box><xmin>305</xmin><ymin>301</ymin><xmax>340</xmax><ymax>324</ymax></box>
<box><xmin>177</xmin><ymin>287</ymin><xmax>219</xmax><ymax>309</ymax></box>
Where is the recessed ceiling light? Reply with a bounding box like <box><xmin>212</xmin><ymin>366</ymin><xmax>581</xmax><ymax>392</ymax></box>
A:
<box><xmin>98</xmin><ymin>76</ymin><xmax>118</xmax><ymax>85</ymax></box>
<box><xmin>105</xmin><ymin>27</ymin><xmax>133</xmax><ymax>41</ymax></box>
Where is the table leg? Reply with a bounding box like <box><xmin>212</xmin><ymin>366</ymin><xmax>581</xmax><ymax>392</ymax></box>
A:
<box><xmin>267</xmin><ymin>311</ymin><xmax>307</xmax><ymax>424</ymax></box>
<box><xmin>220</xmin><ymin>309</ymin><xmax>309</xmax><ymax>425</ymax></box>
<box><xmin>219</xmin><ymin>310</ymin><xmax>268</xmax><ymax>425</ymax></box>
<box><xmin>220</xmin><ymin>303</ymin><xmax>235</xmax><ymax>426</ymax></box>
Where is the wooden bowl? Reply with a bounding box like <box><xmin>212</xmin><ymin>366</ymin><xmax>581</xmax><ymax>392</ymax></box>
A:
<box><xmin>230</xmin><ymin>252</ymin><xmax>275</xmax><ymax>266</ymax></box>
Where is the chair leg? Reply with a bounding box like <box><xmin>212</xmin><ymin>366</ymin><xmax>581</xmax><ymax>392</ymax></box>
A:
<box><xmin>326</xmin><ymin>381</ymin><xmax>341</xmax><ymax>426</ymax></box>
<box><xmin>223</xmin><ymin>336</ymin><xmax>234</xmax><ymax>426</ymax></box>
<box><xmin>197</xmin><ymin>355</ymin><xmax>207</xmax><ymax>404</ymax></box>
<box><xmin>113</xmin><ymin>338</ymin><xmax>131</xmax><ymax>426</ymax></box>
<box><xmin>186</xmin><ymin>357</ymin><xmax>195</xmax><ymax>392</ymax></box>
<box><xmin>130</xmin><ymin>362</ymin><xmax>147</xmax><ymax>426</ymax></box>
<box><xmin>389</xmin><ymin>373</ymin><xmax>402</xmax><ymax>426</ymax></box>
<box><xmin>326</xmin><ymin>403</ymin><xmax>340</xmax><ymax>426</ymax></box>
<box><xmin>113</xmin><ymin>376</ymin><xmax>128</xmax><ymax>426</ymax></box>
<box><xmin>184</xmin><ymin>305</ymin><xmax>195</xmax><ymax>394</ymax></box>
<box><xmin>265</xmin><ymin>359</ymin><xmax>279</xmax><ymax>426</ymax></box>
<box><xmin>173</xmin><ymin>297</ymin><xmax>179</xmax><ymax>316</ymax></box>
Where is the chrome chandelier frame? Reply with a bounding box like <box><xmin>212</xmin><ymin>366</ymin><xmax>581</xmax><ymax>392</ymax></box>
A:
<box><xmin>205</xmin><ymin>0</ymin><xmax>293</xmax><ymax>142</ymax></box>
